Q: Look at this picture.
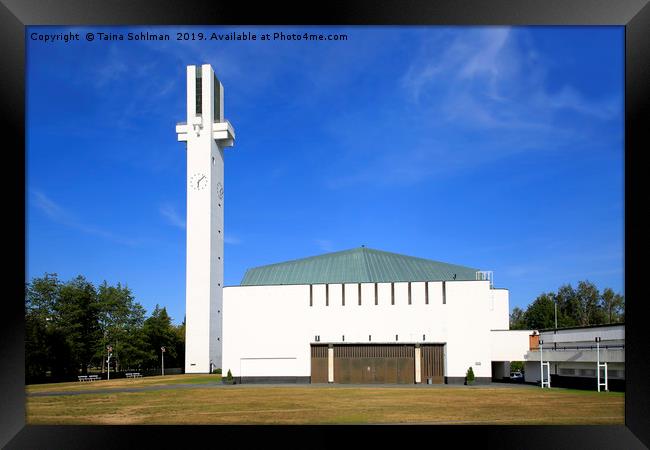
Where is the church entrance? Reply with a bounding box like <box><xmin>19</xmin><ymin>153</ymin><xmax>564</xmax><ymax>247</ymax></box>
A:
<box><xmin>311</xmin><ymin>344</ymin><xmax>421</xmax><ymax>384</ymax></box>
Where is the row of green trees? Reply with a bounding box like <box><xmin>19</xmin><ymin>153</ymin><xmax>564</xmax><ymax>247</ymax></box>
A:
<box><xmin>25</xmin><ymin>273</ymin><xmax>185</xmax><ymax>382</ymax></box>
<box><xmin>509</xmin><ymin>280</ymin><xmax>624</xmax><ymax>330</ymax></box>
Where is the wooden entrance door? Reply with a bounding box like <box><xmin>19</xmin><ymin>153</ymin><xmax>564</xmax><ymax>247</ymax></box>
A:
<box><xmin>421</xmin><ymin>344</ymin><xmax>444</xmax><ymax>384</ymax></box>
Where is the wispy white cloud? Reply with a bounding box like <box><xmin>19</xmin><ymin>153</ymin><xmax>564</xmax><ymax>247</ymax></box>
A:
<box><xmin>93</xmin><ymin>46</ymin><xmax>130</xmax><ymax>88</ymax></box>
<box><xmin>328</xmin><ymin>28</ymin><xmax>621</xmax><ymax>189</ymax></box>
<box><xmin>30</xmin><ymin>189</ymin><xmax>147</xmax><ymax>247</ymax></box>
<box><xmin>159</xmin><ymin>203</ymin><xmax>185</xmax><ymax>229</ymax></box>
<box><xmin>315</xmin><ymin>239</ymin><xmax>334</xmax><ymax>252</ymax></box>
<box><xmin>159</xmin><ymin>201</ymin><xmax>243</xmax><ymax>245</ymax></box>
<box><xmin>224</xmin><ymin>234</ymin><xmax>241</xmax><ymax>245</ymax></box>
<box><xmin>401</xmin><ymin>28</ymin><xmax>621</xmax><ymax>130</ymax></box>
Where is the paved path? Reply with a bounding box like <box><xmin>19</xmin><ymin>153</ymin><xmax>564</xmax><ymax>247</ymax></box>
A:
<box><xmin>27</xmin><ymin>381</ymin><xmax>536</xmax><ymax>397</ymax></box>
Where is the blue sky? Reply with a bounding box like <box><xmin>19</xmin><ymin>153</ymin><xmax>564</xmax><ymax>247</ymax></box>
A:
<box><xmin>26</xmin><ymin>26</ymin><xmax>624</xmax><ymax>325</ymax></box>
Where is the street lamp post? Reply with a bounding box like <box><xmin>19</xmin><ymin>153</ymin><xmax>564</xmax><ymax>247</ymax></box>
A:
<box><xmin>161</xmin><ymin>346</ymin><xmax>166</xmax><ymax>376</ymax></box>
<box><xmin>554</xmin><ymin>299</ymin><xmax>558</xmax><ymax>329</ymax></box>
<box><xmin>106</xmin><ymin>345</ymin><xmax>113</xmax><ymax>381</ymax></box>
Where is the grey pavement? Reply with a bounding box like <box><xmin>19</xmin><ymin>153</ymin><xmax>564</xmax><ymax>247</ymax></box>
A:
<box><xmin>27</xmin><ymin>381</ymin><xmax>536</xmax><ymax>397</ymax></box>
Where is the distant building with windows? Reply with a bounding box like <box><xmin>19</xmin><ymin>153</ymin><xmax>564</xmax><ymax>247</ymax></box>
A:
<box><xmin>524</xmin><ymin>323</ymin><xmax>625</xmax><ymax>391</ymax></box>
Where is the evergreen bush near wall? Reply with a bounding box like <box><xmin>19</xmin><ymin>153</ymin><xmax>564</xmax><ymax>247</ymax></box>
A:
<box><xmin>466</xmin><ymin>367</ymin><xmax>475</xmax><ymax>385</ymax></box>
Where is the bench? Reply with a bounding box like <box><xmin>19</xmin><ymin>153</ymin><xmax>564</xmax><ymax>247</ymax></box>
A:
<box><xmin>126</xmin><ymin>372</ymin><xmax>142</xmax><ymax>378</ymax></box>
<box><xmin>78</xmin><ymin>375</ymin><xmax>88</xmax><ymax>382</ymax></box>
<box><xmin>88</xmin><ymin>375</ymin><xmax>100</xmax><ymax>381</ymax></box>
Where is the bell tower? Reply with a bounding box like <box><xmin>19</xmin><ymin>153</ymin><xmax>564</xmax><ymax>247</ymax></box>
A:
<box><xmin>176</xmin><ymin>64</ymin><xmax>235</xmax><ymax>373</ymax></box>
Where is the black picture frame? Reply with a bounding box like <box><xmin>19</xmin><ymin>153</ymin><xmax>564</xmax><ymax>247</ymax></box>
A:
<box><xmin>2</xmin><ymin>0</ymin><xmax>648</xmax><ymax>448</ymax></box>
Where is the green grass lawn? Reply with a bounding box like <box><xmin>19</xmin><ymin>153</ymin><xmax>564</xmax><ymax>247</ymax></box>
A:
<box><xmin>26</xmin><ymin>375</ymin><xmax>624</xmax><ymax>425</ymax></box>
<box><xmin>26</xmin><ymin>374</ymin><xmax>221</xmax><ymax>394</ymax></box>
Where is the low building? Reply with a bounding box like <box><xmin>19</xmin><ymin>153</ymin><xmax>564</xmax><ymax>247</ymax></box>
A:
<box><xmin>524</xmin><ymin>323</ymin><xmax>625</xmax><ymax>391</ymax></box>
<box><xmin>222</xmin><ymin>247</ymin><xmax>531</xmax><ymax>384</ymax></box>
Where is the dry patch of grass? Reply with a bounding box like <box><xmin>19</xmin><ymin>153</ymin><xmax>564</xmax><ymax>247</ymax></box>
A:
<box><xmin>26</xmin><ymin>384</ymin><xmax>624</xmax><ymax>425</ymax></box>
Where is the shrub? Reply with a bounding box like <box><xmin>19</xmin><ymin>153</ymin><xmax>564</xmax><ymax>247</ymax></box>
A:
<box><xmin>212</xmin><ymin>368</ymin><xmax>222</xmax><ymax>374</ymax></box>
<box><xmin>466</xmin><ymin>367</ymin><xmax>475</xmax><ymax>385</ymax></box>
<box><xmin>226</xmin><ymin>369</ymin><xmax>233</xmax><ymax>381</ymax></box>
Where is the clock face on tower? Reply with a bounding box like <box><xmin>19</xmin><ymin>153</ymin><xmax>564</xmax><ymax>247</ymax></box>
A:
<box><xmin>216</xmin><ymin>182</ymin><xmax>224</xmax><ymax>200</ymax></box>
<box><xmin>190</xmin><ymin>173</ymin><xmax>208</xmax><ymax>191</ymax></box>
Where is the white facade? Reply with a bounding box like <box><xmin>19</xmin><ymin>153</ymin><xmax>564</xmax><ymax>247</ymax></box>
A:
<box><xmin>176</xmin><ymin>64</ymin><xmax>235</xmax><ymax>373</ymax></box>
<box><xmin>489</xmin><ymin>329</ymin><xmax>534</xmax><ymax>362</ymax></box>
<box><xmin>222</xmin><ymin>280</ymin><xmax>512</xmax><ymax>381</ymax></box>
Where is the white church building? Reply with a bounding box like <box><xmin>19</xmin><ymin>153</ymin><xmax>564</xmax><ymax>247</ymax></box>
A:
<box><xmin>176</xmin><ymin>64</ymin><xmax>532</xmax><ymax>384</ymax></box>
<box><xmin>223</xmin><ymin>246</ymin><xmax>533</xmax><ymax>384</ymax></box>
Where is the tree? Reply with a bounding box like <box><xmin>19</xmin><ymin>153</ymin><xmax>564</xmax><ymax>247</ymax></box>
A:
<box><xmin>524</xmin><ymin>293</ymin><xmax>556</xmax><ymax>330</ymax></box>
<box><xmin>554</xmin><ymin>284</ymin><xmax>579</xmax><ymax>328</ymax></box>
<box><xmin>575</xmin><ymin>280</ymin><xmax>604</xmax><ymax>326</ymax></box>
<box><xmin>55</xmin><ymin>276</ymin><xmax>102</xmax><ymax>375</ymax></box>
<box><xmin>143</xmin><ymin>305</ymin><xmax>180</xmax><ymax>369</ymax></box>
<box><xmin>600</xmin><ymin>288</ymin><xmax>624</xmax><ymax>324</ymax></box>
<box><xmin>96</xmin><ymin>281</ymin><xmax>148</xmax><ymax>371</ymax></box>
<box><xmin>25</xmin><ymin>273</ymin><xmax>61</xmax><ymax>380</ymax></box>
<box><xmin>509</xmin><ymin>307</ymin><xmax>526</xmax><ymax>330</ymax></box>
<box><xmin>173</xmin><ymin>317</ymin><xmax>186</xmax><ymax>371</ymax></box>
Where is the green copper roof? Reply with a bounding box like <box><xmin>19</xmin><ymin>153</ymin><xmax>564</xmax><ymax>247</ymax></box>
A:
<box><xmin>240</xmin><ymin>247</ymin><xmax>479</xmax><ymax>286</ymax></box>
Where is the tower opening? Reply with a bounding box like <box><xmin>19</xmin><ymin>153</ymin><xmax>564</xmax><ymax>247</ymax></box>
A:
<box><xmin>195</xmin><ymin>67</ymin><xmax>202</xmax><ymax>116</ymax></box>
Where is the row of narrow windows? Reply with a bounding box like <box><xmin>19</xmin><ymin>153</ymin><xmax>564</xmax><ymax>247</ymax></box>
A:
<box><xmin>314</xmin><ymin>334</ymin><xmax>428</xmax><ymax>342</ymax></box>
<box><xmin>309</xmin><ymin>282</ymin><xmax>446</xmax><ymax>306</ymax></box>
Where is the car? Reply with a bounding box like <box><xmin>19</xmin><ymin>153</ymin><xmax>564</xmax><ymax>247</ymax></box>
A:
<box><xmin>510</xmin><ymin>372</ymin><xmax>524</xmax><ymax>382</ymax></box>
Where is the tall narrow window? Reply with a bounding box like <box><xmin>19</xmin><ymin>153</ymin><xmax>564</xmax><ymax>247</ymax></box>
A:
<box><xmin>326</xmin><ymin>284</ymin><xmax>329</xmax><ymax>306</ymax></box>
<box><xmin>309</xmin><ymin>284</ymin><xmax>313</xmax><ymax>307</ymax></box>
<box><xmin>391</xmin><ymin>283</ymin><xmax>395</xmax><ymax>305</ymax></box>
<box><xmin>425</xmin><ymin>282</ymin><xmax>429</xmax><ymax>304</ymax></box>
<box><xmin>442</xmin><ymin>281</ymin><xmax>447</xmax><ymax>304</ymax></box>
<box><xmin>195</xmin><ymin>68</ymin><xmax>202</xmax><ymax>115</ymax></box>
<box><xmin>369</xmin><ymin>335</ymin><xmax>372</xmax><ymax>342</ymax></box>
<box><xmin>358</xmin><ymin>283</ymin><xmax>362</xmax><ymax>305</ymax></box>
<box><xmin>374</xmin><ymin>283</ymin><xmax>378</xmax><ymax>305</ymax></box>
<box><xmin>396</xmin><ymin>334</ymin><xmax>399</xmax><ymax>342</ymax></box>
<box><xmin>342</xmin><ymin>284</ymin><xmax>345</xmax><ymax>306</ymax></box>
<box><xmin>213</xmin><ymin>74</ymin><xmax>221</xmax><ymax>121</ymax></box>
<box><xmin>408</xmin><ymin>282</ymin><xmax>412</xmax><ymax>305</ymax></box>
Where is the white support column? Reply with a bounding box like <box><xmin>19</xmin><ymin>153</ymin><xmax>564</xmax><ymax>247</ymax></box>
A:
<box><xmin>539</xmin><ymin>339</ymin><xmax>544</xmax><ymax>389</ymax></box>
<box><xmin>597</xmin><ymin>339</ymin><xmax>600</xmax><ymax>392</ymax></box>
<box><xmin>414</xmin><ymin>346</ymin><xmax>422</xmax><ymax>384</ymax></box>
<box><xmin>327</xmin><ymin>345</ymin><xmax>334</xmax><ymax>383</ymax></box>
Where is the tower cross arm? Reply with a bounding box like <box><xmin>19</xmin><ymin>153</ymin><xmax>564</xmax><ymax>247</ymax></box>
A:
<box><xmin>212</xmin><ymin>120</ymin><xmax>236</xmax><ymax>146</ymax></box>
<box><xmin>175</xmin><ymin>119</ymin><xmax>235</xmax><ymax>145</ymax></box>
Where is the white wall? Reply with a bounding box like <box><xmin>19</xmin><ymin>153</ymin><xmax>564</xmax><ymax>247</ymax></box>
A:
<box><xmin>489</xmin><ymin>289</ymin><xmax>510</xmax><ymax>330</ymax></box>
<box><xmin>223</xmin><ymin>280</ymin><xmax>507</xmax><ymax>380</ymax></box>
<box><xmin>490</xmin><ymin>330</ymin><xmax>534</xmax><ymax>361</ymax></box>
